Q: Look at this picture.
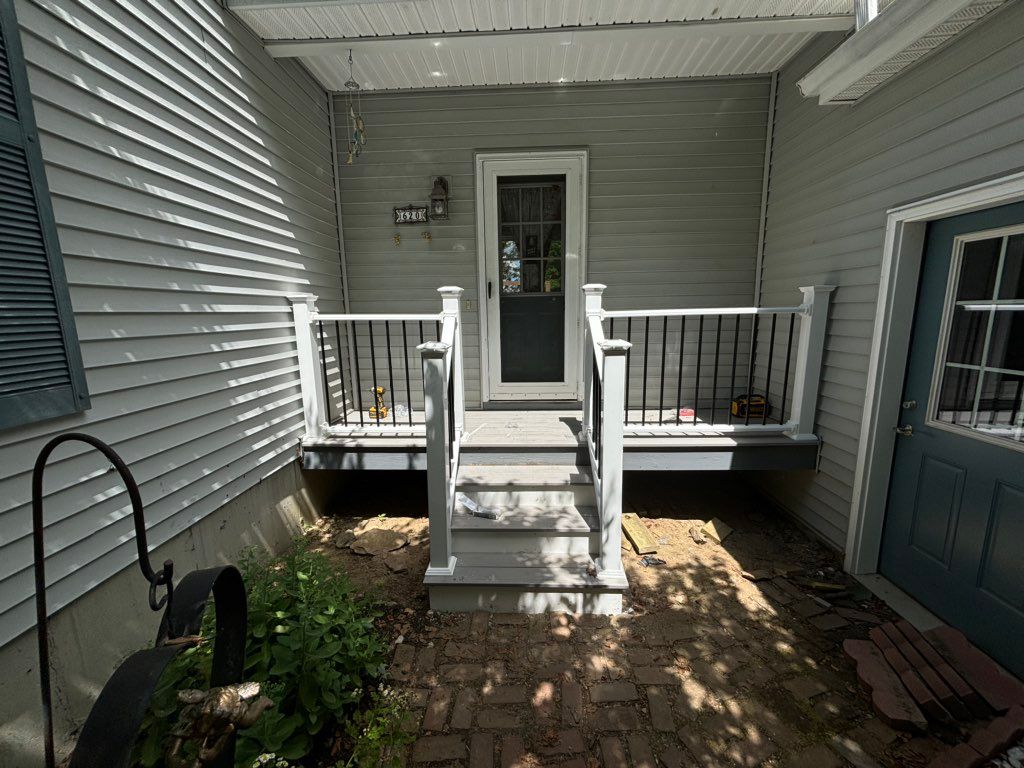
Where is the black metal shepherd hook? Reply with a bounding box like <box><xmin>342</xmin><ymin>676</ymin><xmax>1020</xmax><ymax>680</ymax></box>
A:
<box><xmin>32</xmin><ymin>433</ymin><xmax>247</xmax><ymax>768</ymax></box>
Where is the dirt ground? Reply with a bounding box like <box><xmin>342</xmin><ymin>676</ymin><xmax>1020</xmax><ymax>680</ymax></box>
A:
<box><xmin>305</xmin><ymin>472</ymin><xmax>962</xmax><ymax>767</ymax></box>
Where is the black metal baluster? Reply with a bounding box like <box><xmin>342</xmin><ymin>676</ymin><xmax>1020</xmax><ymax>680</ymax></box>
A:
<box><xmin>675</xmin><ymin>315</ymin><xmax>685</xmax><ymax>425</ymax></box>
<box><xmin>369</xmin><ymin>321</ymin><xmax>380</xmax><ymax>425</ymax></box>
<box><xmin>694</xmin><ymin>315</ymin><xmax>703</xmax><ymax>426</ymax></box>
<box><xmin>744</xmin><ymin>314</ymin><xmax>758</xmax><ymax>426</ymax></box>
<box><xmin>353</xmin><ymin>321</ymin><xmax>364</xmax><ymax>426</ymax></box>
<box><xmin>317</xmin><ymin>320</ymin><xmax>331</xmax><ymax>426</ymax></box>
<box><xmin>781</xmin><ymin>313</ymin><xmax>795</xmax><ymax>424</ymax></box>
<box><xmin>385</xmin><ymin>321</ymin><xmax>397</xmax><ymax>425</ymax></box>
<box><xmin>641</xmin><ymin>316</ymin><xmax>650</xmax><ymax>425</ymax></box>
<box><xmin>625</xmin><ymin>317</ymin><xmax>632</xmax><ymax>424</ymax></box>
<box><xmin>336</xmin><ymin>321</ymin><xmax>348</xmax><ymax>426</ymax></box>
<box><xmin>593</xmin><ymin>356</ymin><xmax>602</xmax><ymax>478</ymax></box>
<box><xmin>711</xmin><ymin>315</ymin><xmax>721</xmax><ymax>425</ymax></box>
<box><xmin>658</xmin><ymin>316</ymin><xmax>667</xmax><ymax>424</ymax></box>
<box><xmin>763</xmin><ymin>314</ymin><xmax>777</xmax><ymax>425</ymax></box>
<box><xmin>435</xmin><ymin>320</ymin><xmax>441</xmax><ymax>341</ymax></box>
<box><xmin>447</xmin><ymin>359</ymin><xmax>455</xmax><ymax>462</ymax></box>
<box><xmin>728</xmin><ymin>315</ymin><xmax>740</xmax><ymax>425</ymax></box>
<box><xmin>402</xmin><ymin>321</ymin><xmax>412</xmax><ymax>426</ymax></box>
<box><xmin>419</xmin><ymin>320</ymin><xmax>425</xmax><ymax>345</ymax></box>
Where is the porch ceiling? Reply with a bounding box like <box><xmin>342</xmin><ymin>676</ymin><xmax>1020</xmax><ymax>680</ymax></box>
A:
<box><xmin>227</xmin><ymin>0</ymin><xmax>865</xmax><ymax>91</ymax></box>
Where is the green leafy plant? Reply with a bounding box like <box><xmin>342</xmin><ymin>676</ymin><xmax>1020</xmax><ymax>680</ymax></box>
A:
<box><xmin>132</xmin><ymin>540</ymin><xmax>400</xmax><ymax>767</ymax></box>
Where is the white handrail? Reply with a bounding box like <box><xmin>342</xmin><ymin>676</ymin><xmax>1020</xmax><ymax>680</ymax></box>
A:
<box><xmin>313</xmin><ymin>312</ymin><xmax>441</xmax><ymax>322</ymax></box>
<box><xmin>602</xmin><ymin>305</ymin><xmax>804</xmax><ymax>318</ymax></box>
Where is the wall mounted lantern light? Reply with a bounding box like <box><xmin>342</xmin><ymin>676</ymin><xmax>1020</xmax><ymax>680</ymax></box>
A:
<box><xmin>429</xmin><ymin>176</ymin><xmax>449</xmax><ymax>220</ymax></box>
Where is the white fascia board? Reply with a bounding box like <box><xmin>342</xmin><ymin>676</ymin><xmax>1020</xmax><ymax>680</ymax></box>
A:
<box><xmin>797</xmin><ymin>0</ymin><xmax>976</xmax><ymax>104</ymax></box>
<box><xmin>230</xmin><ymin>0</ymin><xmax>420</xmax><ymax>8</ymax></box>
<box><xmin>262</xmin><ymin>15</ymin><xmax>854</xmax><ymax>58</ymax></box>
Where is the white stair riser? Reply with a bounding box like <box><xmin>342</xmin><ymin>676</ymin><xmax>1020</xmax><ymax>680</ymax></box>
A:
<box><xmin>429</xmin><ymin>585</ymin><xmax>622</xmax><ymax>614</ymax></box>
<box><xmin>457</xmin><ymin>487</ymin><xmax>596</xmax><ymax>507</ymax></box>
<box><xmin>452</xmin><ymin>530</ymin><xmax>598</xmax><ymax>556</ymax></box>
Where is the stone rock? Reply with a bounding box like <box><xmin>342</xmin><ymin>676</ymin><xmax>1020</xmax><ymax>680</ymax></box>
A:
<box><xmin>350</xmin><ymin>528</ymin><xmax>408</xmax><ymax>556</ymax></box>
<box><xmin>333</xmin><ymin>529</ymin><xmax>355</xmax><ymax>548</ymax></box>
<box><xmin>384</xmin><ymin>552</ymin><xmax>410</xmax><ymax>573</ymax></box>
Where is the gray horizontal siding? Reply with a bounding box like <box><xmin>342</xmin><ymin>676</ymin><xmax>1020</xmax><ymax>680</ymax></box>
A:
<box><xmin>0</xmin><ymin>0</ymin><xmax>340</xmax><ymax>647</ymax></box>
<box><xmin>756</xmin><ymin>2</ymin><xmax>1024</xmax><ymax>549</ymax></box>
<box><xmin>335</xmin><ymin>78</ymin><xmax>771</xmax><ymax>407</ymax></box>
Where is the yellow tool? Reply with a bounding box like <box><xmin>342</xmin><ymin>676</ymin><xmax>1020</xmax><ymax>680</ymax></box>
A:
<box><xmin>369</xmin><ymin>386</ymin><xmax>389</xmax><ymax>420</ymax></box>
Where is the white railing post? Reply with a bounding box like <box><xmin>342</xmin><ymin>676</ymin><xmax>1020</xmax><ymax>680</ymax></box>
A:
<box><xmin>788</xmin><ymin>285</ymin><xmax>835</xmax><ymax>438</ymax></box>
<box><xmin>438</xmin><ymin>286</ymin><xmax>465</xmax><ymax>434</ymax></box>
<box><xmin>597</xmin><ymin>338</ymin><xmax>630</xmax><ymax>580</ymax></box>
<box><xmin>582</xmin><ymin>284</ymin><xmax>606</xmax><ymax>434</ymax></box>
<box><xmin>289</xmin><ymin>293</ymin><xmax>325</xmax><ymax>441</ymax></box>
<box><xmin>419</xmin><ymin>340</ymin><xmax>455</xmax><ymax>577</ymax></box>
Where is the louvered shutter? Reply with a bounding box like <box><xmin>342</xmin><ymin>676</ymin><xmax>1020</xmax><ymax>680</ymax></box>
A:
<box><xmin>0</xmin><ymin>0</ymin><xmax>88</xmax><ymax>430</ymax></box>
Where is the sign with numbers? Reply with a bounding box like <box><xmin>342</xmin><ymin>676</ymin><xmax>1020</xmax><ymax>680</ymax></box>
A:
<box><xmin>394</xmin><ymin>205</ymin><xmax>428</xmax><ymax>225</ymax></box>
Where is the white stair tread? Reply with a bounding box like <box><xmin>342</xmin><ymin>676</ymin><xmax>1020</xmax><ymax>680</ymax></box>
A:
<box><xmin>452</xmin><ymin>502</ymin><xmax>598</xmax><ymax>532</ymax></box>
<box><xmin>425</xmin><ymin>553</ymin><xmax>628</xmax><ymax>589</ymax></box>
<box><xmin>457</xmin><ymin>464</ymin><xmax>593</xmax><ymax>487</ymax></box>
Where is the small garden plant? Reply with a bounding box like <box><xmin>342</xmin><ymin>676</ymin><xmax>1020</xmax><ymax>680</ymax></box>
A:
<box><xmin>133</xmin><ymin>540</ymin><xmax>410</xmax><ymax>767</ymax></box>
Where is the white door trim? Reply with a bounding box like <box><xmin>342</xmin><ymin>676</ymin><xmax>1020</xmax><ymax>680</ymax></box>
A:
<box><xmin>474</xmin><ymin>149</ymin><xmax>589</xmax><ymax>402</ymax></box>
<box><xmin>846</xmin><ymin>170</ymin><xmax>1024</xmax><ymax>575</ymax></box>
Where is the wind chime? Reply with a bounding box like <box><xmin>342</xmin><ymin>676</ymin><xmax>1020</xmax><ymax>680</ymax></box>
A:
<box><xmin>344</xmin><ymin>49</ymin><xmax>367</xmax><ymax>165</ymax></box>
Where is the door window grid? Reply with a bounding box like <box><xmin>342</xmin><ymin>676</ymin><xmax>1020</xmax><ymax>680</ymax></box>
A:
<box><xmin>932</xmin><ymin>233</ymin><xmax>1024</xmax><ymax>443</ymax></box>
<box><xmin>498</xmin><ymin>181</ymin><xmax>564</xmax><ymax>297</ymax></box>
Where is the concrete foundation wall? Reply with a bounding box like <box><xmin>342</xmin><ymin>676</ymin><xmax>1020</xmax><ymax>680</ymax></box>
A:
<box><xmin>0</xmin><ymin>459</ymin><xmax>330</xmax><ymax>768</ymax></box>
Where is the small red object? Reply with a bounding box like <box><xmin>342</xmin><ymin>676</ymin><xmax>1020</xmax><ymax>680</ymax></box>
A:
<box><xmin>679</xmin><ymin>408</ymin><xmax>695</xmax><ymax>419</ymax></box>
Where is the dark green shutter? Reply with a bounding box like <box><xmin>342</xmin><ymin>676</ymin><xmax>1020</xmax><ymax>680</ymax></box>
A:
<box><xmin>0</xmin><ymin>0</ymin><xmax>89</xmax><ymax>430</ymax></box>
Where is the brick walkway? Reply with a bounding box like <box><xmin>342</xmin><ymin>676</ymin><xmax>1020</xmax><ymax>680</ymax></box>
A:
<box><xmin>387</xmin><ymin>600</ymin><xmax>909</xmax><ymax>767</ymax></box>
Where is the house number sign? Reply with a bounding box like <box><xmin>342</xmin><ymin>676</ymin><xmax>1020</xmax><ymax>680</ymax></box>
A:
<box><xmin>394</xmin><ymin>205</ymin><xmax>428</xmax><ymax>224</ymax></box>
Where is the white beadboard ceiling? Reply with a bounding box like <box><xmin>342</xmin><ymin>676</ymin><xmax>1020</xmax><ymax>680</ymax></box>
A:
<box><xmin>228</xmin><ymin>0</ymin><xmax>865</xmax><ymax>91</ymax></box>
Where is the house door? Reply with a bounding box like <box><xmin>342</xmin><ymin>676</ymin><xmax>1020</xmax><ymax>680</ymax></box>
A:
<box><xmin>880</xmin><ymin>202</ymin><xmax>1024</xmax><ymax>678</ymax></box>
<box><xmin>478</xmin><ymin>152</ymin><xmax>587</xmax><ymax>401</ymax></box>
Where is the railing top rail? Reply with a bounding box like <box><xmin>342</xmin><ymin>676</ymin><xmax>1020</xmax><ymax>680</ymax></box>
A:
<box><xmin>601</xmin><ymin>305</ymin><xmax>805</xmax><ymax>319</ymax></box>
<box><xmin>312</xmin><ymin>312</ymin><xmax>442</xmax><ymax>322</ymax></box>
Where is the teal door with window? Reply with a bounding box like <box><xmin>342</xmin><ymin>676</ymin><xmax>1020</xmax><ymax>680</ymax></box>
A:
<box><xmin>881</xmin><ymin>202</ymin><xmax>1024</xmax><ymax>678</ymax></box>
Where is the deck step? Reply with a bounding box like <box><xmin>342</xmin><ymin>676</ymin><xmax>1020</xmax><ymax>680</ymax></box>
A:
<box><xmin>426</xmin><ymin>553</ymin><xmax>627</xmax><ymax>589</ymax></box>
<box><xmin>452</xmin><ymin>502</ymin><xmax>597</xmax><ymax>532</ymax></box>
<box><xmin>456</xmin><ymin>464</ymin><xmax>592</xmax><ymax>487</ymax></box>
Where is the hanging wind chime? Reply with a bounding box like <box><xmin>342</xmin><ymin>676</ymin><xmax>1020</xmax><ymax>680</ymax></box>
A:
<box><xmin>344</xmin><ymin>49</ymin><xmax>367</xmax><ymax>165</ymax></box>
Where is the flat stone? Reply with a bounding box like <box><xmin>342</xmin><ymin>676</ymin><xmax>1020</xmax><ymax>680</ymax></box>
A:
<box><xmin>470</xmin><ymin>733</ymin><xmax>494</xmax><ymax>768</ymax></box>
<box><xmin>594</xmin><ymin>706</ymin><xmax>640</xmax><ymax>731</ymax></box>
<box><xmin>478</xmin><ymin>708</ymin><xmax>520</xmax><ymax>729</ymax></box>
<box><xmin>350</xmin><ymin>527</ymin><xmax>408</xmax><ymax>555</ymax></box>
<box><xmin>810</xmin><ymin>612</ymin><xmax>850</xmax><ymax>631</ymax></box>
<box><xmin>414</xmin><ymin>645</ymin><xmax>436</xmax><ymax>673</ymax></box>
<box><xmin>646</xmin><ymin>686</ymin><xmax>675</xmax><ymax>732</ymax></box>
<box><xmin>562</xmin><ymin>680</ymin><xmax>583</xmax><ymax>725</ymax></box>
<box><xmin>791</xmin><ymin>597</ymin><xmax>829</xmax><ymax>618</ymax></box>
<box><xmin>532</xmin><ymin>681</ymin><xmax>556</xmax><ymax>720</ymax></box>
<box><xmin>383</xmin><ymin>551</ymin><xmax>410</xmax><ymax>572</ymax></box>
<box><xmin>471</xmin><ymin>611</ymin><xmax>491</xmax><ymax>637</ymax></box>
<box><xmin>451</xmin><ymin>688</ymin><xmax>477</xmax><ymax>730</ymax></box>
<box><xmin>412</xmin><ymin>735</ymin><xmax>466</xmax><ymax>763</ymax></box>
<box><xmin>830</xmin><ymin>735</ymin><xmax>884</xmax><ymax>768</ymax></box>
<box><xmin>481</xmin><ymin>684</ymin><xmax>529</xmax><ymax>704</ymax></box>
<box><xmin>786</xmin><ymin>743</ymin><xmax>844</xmax><ymax>768</ymax></box>
<box><xmin>422</xmin><ymin>687</ymin><xmax>452</xmax><ymax>731</ymax></box>
<box><xmin>634</xmin><ymin>666</ymin><xmax>681</xmax><ymax>685</ymax></box>
<box><xmin>441</xmin><ymin>663</ymin><xmax>485</xmax><ymax>682</ymax></box>
<box><xmin>500</xmin><ymin>735</ymin><xmax>526</xmax><ymax>768</ymax></box>
<box><xmin>590</xmin><ymin>681</ymin><xmax>638</xmax><ymax>703</ymax></box>
<box><xmin>783</xmin><ymin>675</ymin><xmax>829</xmax><ymax>701</ymax></box>
<box><xmin>445</xmin><ymin>641</ymin><xmax>485</xmax><ymax>661</ymax></box>
<box><xmin>657</xmin><ymin>745</ymin><xmax>690</xmax><ymax>768</ymax></box>
<box><xmin>844</xmin><ymin>639</ymin><xmax>927</xmax><ymax>731</ymax></box>
<box><xmin>627</xmin><ymin>734</ymin><xmax>657</xmax><ymax>768</ymax></box>
<box><xmin>600</xmin><ymin>737</ymin><xmax>628</xmax><ymax>768</ymax></box>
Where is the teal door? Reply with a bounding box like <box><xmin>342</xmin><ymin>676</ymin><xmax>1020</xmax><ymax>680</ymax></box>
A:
<box><xmin>881</xmin><ymin>202</ymin><xmax>1024</xmax><ymax>678</ymax></box>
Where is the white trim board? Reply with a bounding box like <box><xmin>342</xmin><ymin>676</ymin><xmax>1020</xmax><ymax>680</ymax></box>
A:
<box><xmin>474</xmin><ymin>149</ymin><xmax>589</xmax><ymax>403</ymax></box>
<box><xmin>845</xmin><ymin>170</ymin><xmax>1024</xmax><ymax>575</ymax></box>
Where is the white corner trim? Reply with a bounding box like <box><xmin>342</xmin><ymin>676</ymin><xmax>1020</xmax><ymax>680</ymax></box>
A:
<box><xmin>797</xmin><ymin>0</ymin><xmax>975</xmax><ymax>104</ymax></box>
<box><xmin>845</xmin><ymin>171</ymin><xmax>1024</xmax><ymax>575</ymax></box>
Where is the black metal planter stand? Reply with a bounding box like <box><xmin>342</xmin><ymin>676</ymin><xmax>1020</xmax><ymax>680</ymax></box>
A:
<box><xmin>32</xmin><ymin>433</ymin><xmax>248</xmax><ymax>768</ymax></box>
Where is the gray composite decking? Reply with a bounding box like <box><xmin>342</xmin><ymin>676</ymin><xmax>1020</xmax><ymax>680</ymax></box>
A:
<box><xmin>300</xmin><ymin>409</ymin><xmax>819</xmax><ymax>471</ymax></box>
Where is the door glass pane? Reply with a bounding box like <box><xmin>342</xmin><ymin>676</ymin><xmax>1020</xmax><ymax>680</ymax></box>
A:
<box><xmin>522</xmin><ymin>187</ymin><xmax>541</xmax><ymax>222</ymax></box>
<box><xmin>997</xmin><ymin>235</ymin><xmax>1024</xmax><ymax>299</ymax></box>
<box><xmin>499</xmin><ymin>188</ymin><xmax>519</xmax><ymax>222</ymax></box>
<box><xmin>932</xmin><ymin>232</ymin><xmax>1024</xmax><ymax>443</ymax></box>
<box><xmin>543</xmin><ymin>185</ymin><xmax>562</xmax><ymax>221</ymax></box>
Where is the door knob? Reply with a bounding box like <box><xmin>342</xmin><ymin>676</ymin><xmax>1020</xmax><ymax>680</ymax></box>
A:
<box><xmin>894</xmin><ymin>424</ymin><xmax>913</xmax><ymax>437</ymax></box>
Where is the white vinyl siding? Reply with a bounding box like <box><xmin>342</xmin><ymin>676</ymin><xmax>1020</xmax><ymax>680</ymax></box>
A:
<box><xmin>336</xmin><ymin>78</ymin><xmax>771</xmax><ymax>407</ymax></box>
<box><xmin>757</xmin><ymin>2</ymin><xmax>1024</xmax><ymax>547</ymax></box>
<box><xmin>0</xmin><ymin>0</ymin><xmax>340</xmax><ymax>647</ymax></box>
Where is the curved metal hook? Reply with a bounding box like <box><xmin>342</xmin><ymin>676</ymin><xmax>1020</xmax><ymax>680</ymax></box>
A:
<box><xmin>32</xmin><ymin>433</ymin><xmax>173</xmax><ymax>768</ymax></box>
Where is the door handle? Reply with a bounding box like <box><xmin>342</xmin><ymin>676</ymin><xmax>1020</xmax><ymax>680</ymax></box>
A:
<box><xmin>894</xmin><ymin>424</ymin><xmax>913</xmax><ymax>437</ymax></box>
<box><xmin>488</xmin><ymin>281</ymin><xmax>492</xmax><ymax>299</ymax></box>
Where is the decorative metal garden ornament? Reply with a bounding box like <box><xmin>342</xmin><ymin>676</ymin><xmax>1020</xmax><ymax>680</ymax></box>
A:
<box><xmin>166</xmin><ymin>682</ymin><xmax>274</xmax><ymax>768</ymax></box>
<box><xmin>32</xmin><ymin>433</ymin><xmax>251</xmax><ymax>768</ymax></box>
<box><xmin>369</xmin><ymin>385</ymin><xmax>389</xmax><ymax>421</ymax></box>
<box><xmin>344</xmin><ymin>49</ymin><xmax>366</xmax><ymax>164</ymax></box>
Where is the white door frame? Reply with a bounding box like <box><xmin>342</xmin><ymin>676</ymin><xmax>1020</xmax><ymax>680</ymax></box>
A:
<box><xmin>474</xmin><ymin>149</ymin><xmax>589</xmax><ymax>402</ymax></box>
<box><xmin>846</xmin><ymin>170</ymin><xmax>1024</xmax><ymax>575</ymax></box>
